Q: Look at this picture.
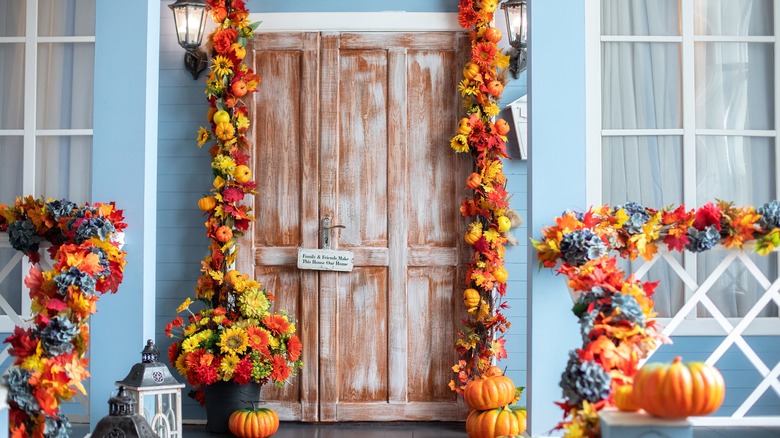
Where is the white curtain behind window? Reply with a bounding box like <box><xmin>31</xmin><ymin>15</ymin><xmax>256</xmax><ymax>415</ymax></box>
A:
<box><xmin>0</xmin><ymin>0</ymin><xmax>93</xmax><ymax>206</ymax></box>
<box><xmin>602</xmin><ymin>0</ymin><xmax>777</xmax><ymax>318</ymax></box>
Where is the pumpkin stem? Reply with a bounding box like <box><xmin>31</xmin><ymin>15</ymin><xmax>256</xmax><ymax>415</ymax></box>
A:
<box><xmin>673</xmin><ymin>356</ymin><xmax>682</xmax><ymax>364</ymax></box>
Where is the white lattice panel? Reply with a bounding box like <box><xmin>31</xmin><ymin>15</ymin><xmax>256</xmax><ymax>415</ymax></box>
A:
<box><xmin>636</xmin><ymin>247</ymin><xmax>780</xmax><ymax>426</ymax></box>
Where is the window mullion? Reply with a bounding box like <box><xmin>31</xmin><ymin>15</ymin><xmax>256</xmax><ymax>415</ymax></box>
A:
<box><xmin>681</xmin><ymin>0</ymin><xmax>698</xmax><ymax>316</ymax></box>
<box><xmin>23</xmin><ymin>0</ymin><xmax>37</xmax><ymax>196</ymax></box>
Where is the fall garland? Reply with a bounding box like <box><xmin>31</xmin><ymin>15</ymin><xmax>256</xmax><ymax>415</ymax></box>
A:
<box><xmin>450</xmin><ymin>0</ymin><xmax>518</xmax><ymax>394</ymax></box>
<box><xmin>532</xmin><ymin>200</ymin><xmax>780</xmax><ymax>436</ymax></box>
<box><xmin>0</xmin><ymin>196</ymin><xmax>127</xmax><ymax>438</ymax></box>
<box><xmin>166</xmin><ymin>0</ymin><xmax>302</xmax><ymax>404</ymax></box>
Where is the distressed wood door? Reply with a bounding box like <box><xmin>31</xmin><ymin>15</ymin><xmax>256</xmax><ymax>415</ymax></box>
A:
<box><xmin>244</xmin><ymin>31</ymin><xmax>470</xmax><ymax>422</ymax></box>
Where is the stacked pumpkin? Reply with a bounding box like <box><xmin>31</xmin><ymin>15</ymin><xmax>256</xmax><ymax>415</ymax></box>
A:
<box><xmin>615</xmin><ymin>357</ymin><xmax>726</xmax><ymax>419</ymax></box>
<box><xmin>464</xmin><ymin>368</ymin><xmax>527</xmax><ymax>438</ymax></box>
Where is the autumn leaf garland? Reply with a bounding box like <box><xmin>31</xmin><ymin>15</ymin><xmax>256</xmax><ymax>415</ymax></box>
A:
<box><xmin>450</xmin><ymin>0</ymin><xmax>516</xmax><ymax>394</ymax></box>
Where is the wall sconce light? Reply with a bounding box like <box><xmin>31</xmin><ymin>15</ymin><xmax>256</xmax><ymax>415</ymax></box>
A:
<box><xmin>501</xmin><ymin>0</ymin><xmax>527</xmax><ymax>79</ymax></box>
<box><xmin>168</xmin><ymin>0</ymin><xmax>209</xmax><ymax>80</ymax></box>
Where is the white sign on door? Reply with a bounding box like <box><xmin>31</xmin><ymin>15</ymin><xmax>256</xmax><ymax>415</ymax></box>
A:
<box><xmin>297</xmin><ymin>248</ymin><xmax>354</xmax><ymax>272</ymax></box>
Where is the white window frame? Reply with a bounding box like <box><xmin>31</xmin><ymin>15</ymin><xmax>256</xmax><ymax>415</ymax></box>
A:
<box><xmin>585</xmin><ymin>0</ymin><xmax>780</xmax><ymax>337</ymax></box>
<box><xmin>0</xmin><ymin>0</ymin><xmax>94</xmax><ymax>423</ymax></box>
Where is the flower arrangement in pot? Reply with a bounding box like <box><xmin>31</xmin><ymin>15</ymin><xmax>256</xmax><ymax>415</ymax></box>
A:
<box><xmin>165</xmin><ymin>0</ymin><xmax>302</xmax><ymax>433</ymax></box>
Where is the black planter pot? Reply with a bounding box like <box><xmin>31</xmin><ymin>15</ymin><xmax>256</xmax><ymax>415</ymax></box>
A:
<box><xmin>204</xmin><ymin>381</ymin><xmax>262</xmax><ymax>433</ymax></box>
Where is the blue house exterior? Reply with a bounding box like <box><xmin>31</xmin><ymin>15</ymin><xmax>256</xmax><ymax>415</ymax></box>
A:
<box><xmin>87</xmin><ymin>0</ymin><xmax>642</xmax><ymax>435</ymax></box>
<box><xmin>60</xmin><ymin>0</ymin><xmax>780</xmax><ymax>434</ymax></box>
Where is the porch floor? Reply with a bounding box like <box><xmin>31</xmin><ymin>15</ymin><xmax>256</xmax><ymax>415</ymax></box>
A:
<box><xmin>73</xmin><ymin>421</ymin><xmax>780</xmax><ymax>437</ymax></box>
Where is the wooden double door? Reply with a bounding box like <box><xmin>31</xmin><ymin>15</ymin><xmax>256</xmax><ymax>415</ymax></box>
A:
<box><xmin>238</xmin><ymin>32</ymin><xmax>471</xmax><ymax>422</ymax></box>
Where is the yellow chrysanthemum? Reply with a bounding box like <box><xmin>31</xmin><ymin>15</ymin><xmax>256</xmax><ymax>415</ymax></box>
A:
<box><xmin>238</xmin><ymin>289</ymin><xmax>270</xmax><ymax>319</ymax></box>
<box><xmin>211</xmin><ymin>55</ymin><xmax>234</xmax><ymax>76</ymax></box>
<box><xmin>211</xmin><ymin>155</ymin><xmax>236</xmax><ymax>176</ymax></box>
<box><xmin>197</xmin><ymin>127</ymin><xmax>210</xmax><ymax>147</ymax></box>
<box><xmin>177</xmin><ymin>297</ymin><xmax>192</xmax><ymax>313</ymax></box>
<box><xmin>484</xmin><ymin>103</ymin><xmax>500</xmax><ymax>118</ymax></box>
<box><xmin>181</xmin><ymin>336</ymin><xmax>201</xmax><ymax>353</ymax></box>
<box><xmin>218</xmin><ymin>327</ymin><xmax>249</xmax><ymax>355</ymax></box>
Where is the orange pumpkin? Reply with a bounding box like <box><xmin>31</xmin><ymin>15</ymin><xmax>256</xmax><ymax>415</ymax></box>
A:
<box><xmin>493</xmin><ymin>265</ymin><xmax>509</xmax><ymax>283</ymax></box>
<box><xmin>198</xmin><ymin>196</ymin><xmax>217</xmax><ymax>211</ymax></box>
<box><xmin>464</xmin><ymin>227</ymin><xmax>482</xmax><ymax>245</ymax></box>
<box><xmin>463</xmin><ymin>374</ymin><xmax>516</xmax><ymax>411</ymax></box>
<box><xmin>463</xmin><ymin>288</ymin><xmax>480</xmax><ymax>309</ymax></box>
<box><xmin>487</xmin><ymin>80</ymin><xmax>504</xmax><ymax>97</ymax></box>
<box><xmin>231</xmin><ymin>79</ymin><xmax>248</xmax><ymax>97</ymax></box>
<box><xmin>484</xmin><ymin>27</ymin><xmax>503</xmax><ymax>44</ymax></box>
<box><xmin>633</xmin><ymin>356</ymin><xmax>725</xmax><ymax>419</ymax></box>
<box><xmin>614</xmin><ymin>384</ymin><xmax>640</xmax><ymax>412</ymax></box>
<box><xmin>494</xmin><ymin>118</ymin><xmax>510</xmax><ymax>136</ymax></box>
<box><xmin>466</xmin><ymin>406</ymin><xmax>527</xmax><ymax>438</ymax></box>
<box><xmin>466</xmin><ymin>172</ymin><xmax>482</xmax><ymax>189</ymax></box>
<box><xmin>215</xmin><ymin>225</ymin><xmax>233</xmax><ymax>243</ymax></box>
<box><xmin>463</xmin><ymin>62</ymin><xmax>481</xmax><ymax>80</ymax></box>
<box><xmin>228</xmin><ymin>407</ymin><xmax>279</xmax><ymax>438</ymax></box>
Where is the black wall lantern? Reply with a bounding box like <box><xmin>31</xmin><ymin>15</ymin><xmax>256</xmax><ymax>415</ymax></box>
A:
<box><xmin>168</xmin><ymin>0</ymin><xmax>209</xmax><ymax>80</ymax></box>
<box><xmin>500</xmin><ymin>0</ymin><xmax>528</xmax><ymax>79</ymax></box>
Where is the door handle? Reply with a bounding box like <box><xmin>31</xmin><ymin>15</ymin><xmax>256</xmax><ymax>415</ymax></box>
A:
<box><xmin>320</xmin><ymin>217</ymin><xmax>346</xmax><ymax>249</ymax></box>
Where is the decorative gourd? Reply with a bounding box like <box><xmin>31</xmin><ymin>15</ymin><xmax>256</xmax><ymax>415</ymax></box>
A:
<box><xmin>198</xmin><ymin>196</ymin><xmax>217</xmax><ymax>211</ymax></box>
<box><xmin>215</xmin><ymin>225</ymin><xmax>233</xmax><ymax>243</ymax></box>
<box><xmin>493</xmin><ymin>265</ymin><xmax>508</xmax><ymax>283</ymax></box>
<box><xmin>465</xmin><ymin>227</ymin><xmax>483</xmax><ymax>245</ymax></box>
<box><xmin>614</xmin><ymin>384</ymin><xmax>640</xmax><ymax>412</ymax></box>
<box><xmin>464</xmin><ymin>288</ymin><xmax>480</xmax><ymax>309</ymax></box>
<box><xmin>633</xmin><ymin>356</ymin><xmax>725</xmax><ymax>418</ymax></box>
<box><xmin>466</xmin><ymin>172</ymin><xmax>482</xmax><ymax>189</ymax></box>
<box><xmin>228</xmin><ymin>407</ymin><xmax>279</xmax><ymax>438</ymax></box>
<box><xmin>466</xmin><ymin>406</ymin><xmax>527</xmax><ymax>438</ymax></box>
<box><xmin>463</xmin><ymin>374</ymin><xmax>516</xmax><ymax>411</ymax></box>
<box><xmin>494</xmin><ymin>119</ymin><xmax>510</xmax><ymax>136</ymax></box>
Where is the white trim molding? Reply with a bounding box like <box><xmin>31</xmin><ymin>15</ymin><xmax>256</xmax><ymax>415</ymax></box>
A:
<box><xmin>249</xmin><ymin>12</ymin><xmax>460</xmax><ymax>33</ymax></box>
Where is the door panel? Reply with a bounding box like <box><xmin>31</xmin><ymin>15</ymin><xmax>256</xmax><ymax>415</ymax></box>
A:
<box><xmin>247</xmin><ymin>31</ymin><xmax>469</xmax><ymax>422</ymax></box>
<box><xmin>242</xmin><ymin>32</ymin><xmax>320</xmax><ymax>422</ymax></box>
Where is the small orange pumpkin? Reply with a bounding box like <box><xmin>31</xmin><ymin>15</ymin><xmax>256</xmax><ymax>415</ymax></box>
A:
<box><xmin>633</xmin><ymin>356</ymin><xmax>725</xmax><ymax>419</ymax></box>
<box><xmin>234</xmin><ymin>164</ymin><xmax>252</xmax><ymax>184</ymax></box>
<box><xmin>463</xmin><ymin>374</ymin><xmax>516</xmax><ymax>411</ymax></box>
<box><xmin>464</xmin><ymin>227</ymin><xmax>482</xmax><ymax>245</ymax></box>
<box><xmin>466</xmin><ymin>406</ymin><xmax>526</xmax><ymax>438</ymax></box>
<box><xmin>231</xmin><ymin>79</ymin><xmax>248</xmax><ymax>97</ymax></box>
<box><xmin>463</xmin><ymin>62</ymin><xmax>481</xmax><ymax>80</ymax></box>
<box><xmin>215</xmin><ymin>225</ymin><xmax>233</xmax><ymax>243</ymax></box>
<box><xmin>198</xmin><ymin>196</ymin><xmax>217</xmax><ymax>212</ymax></box>
<box><xmin>464</xmin><ymin>288</ymin><xmax>480</xmax><ymax>309</ymax></box>
<box><xmin>228</xmin><ymin>407</ymin><xmax>279</xmax><ymax>438</ymax></box>
<box><xmin>466</xmin><ymin>172</ymin><xmax>482</xmax><ymax>189</ymax></box>
<box><xmin>494</xmin><ymin>118</ymin><xmax>510</xmax><ymax>136</ymax></box>
<box><xmin>487</xmin><ymin>80</ymin><xmax>504</xmax><ymax>97</ymax></box>
<box><xmin>484</xmin><ymin>27</ymin><xmax>503</xmax><ymax>44</ymax></box>
<box><xmin>493</xmin><ymin>265</ymin><xmax>509</xmax><ymax>283</ymax></box>
<box><xmin>614</xmin><ymin>384</ymin><xmax>640</xmax><ymax>412</ymax></box>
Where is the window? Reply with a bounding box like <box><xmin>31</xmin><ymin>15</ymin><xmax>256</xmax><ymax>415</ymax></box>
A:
<box><xmin>0</xmin><ymin>0</ymin><xmax>95</xmax><ymax>331</ymax></box>
<box><xmin>588</xmin><ymin>0</ymin><xmax>779</xmax><ymax>334</ymax></box>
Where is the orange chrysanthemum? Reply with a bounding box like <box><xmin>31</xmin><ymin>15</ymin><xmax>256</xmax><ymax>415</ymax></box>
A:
<box><xmin>269</xmin><ymin>355</ymin><xmax>291</xmax><ymax>382</ymax></box>
<box><xmin>287</xmin><ymin>335</ymin><xmax>302</xmax><ymax>362</ymax></box>
<box><xmin>472</xmin><ymin>42</ymin><xmax>498</xmax><ymax>69</ymax></box>
<box><xmin>262</xmin><ymin>314</ymin><xmax>292</xmax><ymax>335</ymax></box>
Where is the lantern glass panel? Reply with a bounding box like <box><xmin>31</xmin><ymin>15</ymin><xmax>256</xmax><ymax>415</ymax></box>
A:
<box><xmin>503</xmin><ymin>3</ymin><xmax>527</xmax><ymax>47</ymax></box>
<box><xmin>171</xmin><ymin>5</ymin><xmax>207</xmax><ymax>49</ymax></box>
